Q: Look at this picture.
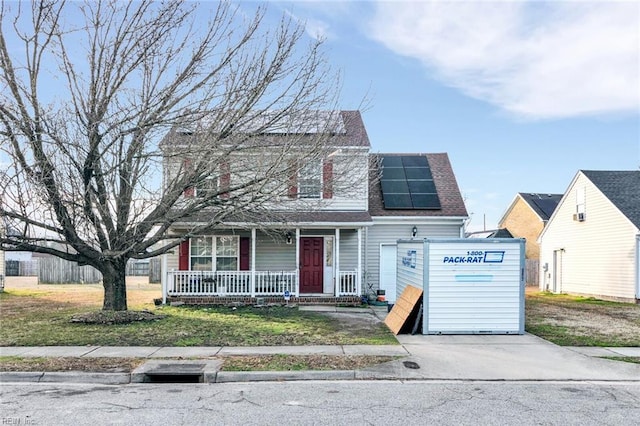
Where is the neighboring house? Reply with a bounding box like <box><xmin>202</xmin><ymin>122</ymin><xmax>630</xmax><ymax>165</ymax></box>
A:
<box><xmin>538</xmin><ymin>170</ymin><xmax>640</xmax><ymax>303</ymax></box>
<box><xmin>498</xmin><ymin>193</ymin><xmax>562</xmax><ymax>259</ymax></box>
<box><xmin>159</xmin><ymin>111</ymin><xmax>468</xmax><ymax>305</ymax></box>
<box><xmin>466</xmin><ymin>228</ymin><xmax>514</xmax><ymax>239</ymax></box>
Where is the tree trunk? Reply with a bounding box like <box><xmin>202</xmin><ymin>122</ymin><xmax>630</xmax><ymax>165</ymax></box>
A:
<box><xmin>101</xmin><ymin>259</ymin><xmax>128</xmax><ymax>311</ymax></box>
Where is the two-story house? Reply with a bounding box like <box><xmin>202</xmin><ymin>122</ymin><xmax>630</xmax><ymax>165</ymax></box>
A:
<box><xmin>159</xmin><ymin>110</ymin><xmax>468</xmax><ymax>305</ymax></box>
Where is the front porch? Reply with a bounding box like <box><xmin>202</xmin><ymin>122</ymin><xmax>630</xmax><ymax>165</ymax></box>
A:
<box><xmin>161</xmin><ymin>226</ymin><xmax>367</xmax><ymax>305</ymax></box>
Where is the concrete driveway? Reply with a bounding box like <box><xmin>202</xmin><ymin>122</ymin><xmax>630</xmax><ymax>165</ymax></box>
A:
<box><xmin>357</xmin><ymin>333</ymin><xmax>640</xmax><ymax>381</ymax></box>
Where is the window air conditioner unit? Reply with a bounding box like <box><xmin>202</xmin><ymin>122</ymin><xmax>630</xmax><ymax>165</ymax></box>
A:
<box><xmin>573</xmin><ymin>213</ymin><xmax>586</xmax><ymax>222</ymax></box>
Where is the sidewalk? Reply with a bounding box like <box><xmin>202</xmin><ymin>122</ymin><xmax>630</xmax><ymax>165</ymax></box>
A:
<box><xmin>1</xmin><ymin>338</ymin><xmax>639</xmax><ymax>384</ymax></box>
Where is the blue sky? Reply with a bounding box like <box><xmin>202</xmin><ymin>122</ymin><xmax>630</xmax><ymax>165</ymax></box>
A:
<box><xmin>265</xmin><ymin>1</ymin><xmax>640</xmax><ymax>231</ymax></box>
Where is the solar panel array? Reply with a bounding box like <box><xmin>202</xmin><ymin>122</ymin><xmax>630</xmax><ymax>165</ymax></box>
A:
<box><xmin>380</xmin><ymin>156</ymin><xmax>441</xmax><ymax>209</ymax></box>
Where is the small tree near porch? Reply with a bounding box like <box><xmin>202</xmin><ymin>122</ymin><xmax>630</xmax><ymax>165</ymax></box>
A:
<box><xmin>0</xmin><ymin>1</ymin><xmax>361</xmax><ymax>311</ymax></box>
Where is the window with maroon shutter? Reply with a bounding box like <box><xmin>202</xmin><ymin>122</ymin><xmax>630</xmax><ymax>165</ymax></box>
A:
<box><xmin>178</xmin><ymin>239</ymin><xmax>190</xmax><ymax>270</ymax></box>
<box><xmin>220</xmin><ymin>162</ymin><xmax>230</xmax><ymax>199</ymax></box>
<box><xmin>239</xmin><ymin>237</ymin><xmax>250</xmax><ymax>270</ymax></box>
<box><xmin>322</xmin><ymin>159</ymin><xmax>333</xmax><ymax>199</ymax></box>
<box><xmin>288</xmin><ymin>160</ymin><xmax>298</xmax><ymax>198</ymax></box>
<box><xmin>182</xmin><ymin>159</ymin><xmax>194</xmax><ymax>197</ymax></box>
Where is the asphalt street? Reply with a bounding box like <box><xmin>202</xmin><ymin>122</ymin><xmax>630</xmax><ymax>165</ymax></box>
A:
<box><xmin>2</xmin><ymin>380</ymin><xmax>639</xmax><ymax>426</ymax></box>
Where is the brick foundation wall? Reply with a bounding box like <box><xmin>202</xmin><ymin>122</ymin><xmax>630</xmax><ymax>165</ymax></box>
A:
<box><xmin>167</xmin><ymin>295</ymin><xmax>363</xmax><ymax>306</ymax></box>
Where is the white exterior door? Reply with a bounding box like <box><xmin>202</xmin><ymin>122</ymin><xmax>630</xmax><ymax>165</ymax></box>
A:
<box><xmin>379</xmin><ymin>244</ymin><xmax>397</xmax><ymax>303</ymax></box>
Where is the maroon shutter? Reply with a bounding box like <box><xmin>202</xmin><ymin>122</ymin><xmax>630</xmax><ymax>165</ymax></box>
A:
<box><xmin>239</xmin><ymin>237</ymin><xmax>250</xmax><ymax>271</ymax></box>
<box><xmin>220</xmin><ymin>162</ymin><xmax>230</xmax><ymax>199</ymax></box>
<box><xmin>183</xmin><ymin>159</ymin><xmax>194</xmax><ymax>197</ymax></box>
<box><xmin>322</xmin><ymin>159</ymin><xmax>333</xmax><ymax>199</ymax></box>
<box><xmin>288</xmin><ymin>160</ymin><xmax>298</xmax><ymax>198</ymax></box>
<box><xmin>178</xmin><ymin>239</ymin><xmax>190</xmax><ymax>270</ymax></box>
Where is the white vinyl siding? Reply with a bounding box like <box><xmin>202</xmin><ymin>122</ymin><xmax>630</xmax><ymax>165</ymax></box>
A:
<box><xmin>539</xmin><ymin>173</ymin><xmax>639</xmax><ymax>300</ymax></box>
<box><xmin>365</xmin><ymin>220</ymin><xmax>464</xmax><ymax>293</ymax></box>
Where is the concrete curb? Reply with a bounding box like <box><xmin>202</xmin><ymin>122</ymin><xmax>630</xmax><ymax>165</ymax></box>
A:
<box><xmin>0</xmin><ymin>371</ymin><xmax>131</xmax><ymax>385</ymax></box>
<box><xmin>215</xmin><ymin>370</ymin><xmax>356</xmax><ymax>383</ymax></box>
<box><xmin>0</xmin><ymin>369</ymin><xmax>360</xmax><ymax>384</ymax></box>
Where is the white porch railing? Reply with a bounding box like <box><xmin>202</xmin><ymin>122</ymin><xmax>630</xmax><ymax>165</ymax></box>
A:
<box><xmin>166</xmin><ymin>269</ymin><xmax>361</xmax><ymax>298</ymax></box>
<box><xmin>338</xmin><ymin>270</ymin><xmax>359</xmax><ymax>296</ymax></box>
<box><xmin>167</xmin><ymin>270</ymin><xmax>298</xmax><ymax>297</ymax></box>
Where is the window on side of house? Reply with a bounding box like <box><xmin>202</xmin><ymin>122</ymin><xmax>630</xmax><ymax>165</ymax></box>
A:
<box><xmin>576</xmin><ymin>186</ymin><xmax>586</xmax><ymax>214</ymax></box>
<box><xmin>298</xmin><ymin>160</ymin><xmax>322</xmax><ymax>199</ymax></box>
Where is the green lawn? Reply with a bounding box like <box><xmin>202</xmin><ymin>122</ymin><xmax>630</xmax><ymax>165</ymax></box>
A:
<box><xmin>0</xmin><ymin>290</ymin><xmax>397</xmax><ymax>347</ymax></box>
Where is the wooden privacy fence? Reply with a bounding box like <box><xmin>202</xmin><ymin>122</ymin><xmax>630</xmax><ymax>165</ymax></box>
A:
<box><xmin>38</xmin><ymin>257</ymin><xmax>102</xmax><ymax>284</ymax></box>
<box><xmin>525</xmin><ymin>259</ymin><xmax>539</xmax><ymax>286</ymax></box>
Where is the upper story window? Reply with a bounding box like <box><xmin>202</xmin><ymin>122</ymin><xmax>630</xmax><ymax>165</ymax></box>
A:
<box><xmin>298</xmin><ymin>161</ymin><xmax>322</xmax><ymax>199</ymax></box>
<box><xmin>288</xmin><ymin>159</ymin><xmax>333</xmax><ymax>199</ymax></box>
<box><xmin>184</xmin><ymin>161</ymin><xmax>230</xmax><ymax>199</ymax></box>
<box><xmin>196</xmin><ymin>176</ymin><xmax>218</xmax><ymax>198</ymax></box>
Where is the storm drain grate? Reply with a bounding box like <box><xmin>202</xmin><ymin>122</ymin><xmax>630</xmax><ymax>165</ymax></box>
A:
<box><xmin>132</xmin><ymin>360</ymin><xmax>222</xmax><ymax>384</ymax></box>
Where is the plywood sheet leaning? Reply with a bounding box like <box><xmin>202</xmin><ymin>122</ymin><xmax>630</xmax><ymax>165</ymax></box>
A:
<box><xmin>384</xmin><ymin>285</ymin><xmax>424</xmax><ymax>335</ymax></box>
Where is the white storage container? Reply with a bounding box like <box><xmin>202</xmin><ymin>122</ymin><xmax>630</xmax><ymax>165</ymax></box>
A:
<box><xmin>396</xmin><ymin>238</ymin><xmax>525</xmax><ymax>335</ymax></box>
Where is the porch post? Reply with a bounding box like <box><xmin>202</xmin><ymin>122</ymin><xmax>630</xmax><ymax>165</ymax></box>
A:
<box><xmin>335</xmin><ymin>228</ymin><xmax>340</xmax><ymax>297</ymax></box>
<box><xmin>357</xmin><ymin>227</ymin><xmax>362</xmax><ymax>296</ymax></box>
<box><xmin>161</xmin><ymin>252</ymin><xmax>168</xmax><ymax>305</ymax></box>
<box><xmin>251</xmin><ymin>228</ymin><xmax>256</xmax><ymax>297</ymax></box>
<box><xmin>295</xmin><ymin>228</ymin><xmax>300</xmax><ymax>296</ymax></box>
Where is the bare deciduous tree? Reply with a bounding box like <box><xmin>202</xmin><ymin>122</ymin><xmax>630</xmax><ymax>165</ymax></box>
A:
<box><xmin>0</xmin><ymin>0</ymin><xmax>361</xmax><ymax>311</ymax></box>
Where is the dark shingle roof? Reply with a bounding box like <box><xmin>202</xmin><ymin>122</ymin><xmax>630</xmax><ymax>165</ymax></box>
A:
<box><xmin>581</xmin><ymin>170</ymin><xmax>640</xmax><ymax>228</ymax></box>
<box><xmin>518</xmin><ymin>193</ymin><xmax>563</xmax><ymax>221</ymax></box>
<box><xmin>160</xmin><ymin>110</ymin><xmax>370</xmax><ymax>149</ymax></box>
<box><xmin>368</xmin><ymin>153</ymin><xmax>468</xmax><ymax>217</ymax></box>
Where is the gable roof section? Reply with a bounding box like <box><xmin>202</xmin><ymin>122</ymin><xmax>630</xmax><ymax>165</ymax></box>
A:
<box><xmin>369</xmin><ymin>153</ymin><xmax>468</xmax><ymax>217</ymax></box>
<box><xmin>582</xmin><ymin>170</ymin><xmax>640</xmax><ymax>228</ymax></box>
<box><xmin>518</xmin><ymin>193</ymin><xmax>563</xmax><ymax>221</ymax></box>
<box><xmin>160</xmin><ymin>110</ymin><xmax>370</xmax><ymax>149</ymax></box>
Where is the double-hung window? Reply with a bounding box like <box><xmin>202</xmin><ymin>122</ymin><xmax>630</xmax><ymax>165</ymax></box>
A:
<box><xmin>190</xmin><ymin>236</ymin><xmax>213</xmax><ymax>271</ymax></box>
<box><xmin>298</xmin><ymin>161</ymin><xmax>322</xmax><ymax>199</ymax></box>
<box><xmin>189</xmin><ymin>236</ymin><xmax>238</xmax><ymax>271</ymax></box>
<box><xmin>215</xmin><ymin>236</ymin><xmax>238</xmax><ymax>271</ymax></box>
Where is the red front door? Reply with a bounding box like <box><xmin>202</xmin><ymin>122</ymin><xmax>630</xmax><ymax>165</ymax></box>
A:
<box><xmin>300</xmin><ymin>237</ymin><xmax>324</xmax><ymax>293</ymax></box>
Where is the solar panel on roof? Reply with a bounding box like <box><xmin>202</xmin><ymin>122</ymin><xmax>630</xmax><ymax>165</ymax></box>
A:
<box><xmin>381</xmin><ymin>156</ymin><xmax>404</xmax><ymax>167</ymax></box>
<box><xmin>401</xmin><ymin>156</ymin><xmax>429</xmax><ymax>167</ymax></box>
<box><xmin>379</xmin><ymin>155</ymin><xmax>441</xmax><ymax>210</ymax></box>
<box><xmin>411</xmin><ymin>193</ymin><xmax>441</xmax><ymax>209</ymax></box>
<box><xmin>382</xmin><ymin>193</ymin><xmax>413</xmax><ymax>209</ymax></box>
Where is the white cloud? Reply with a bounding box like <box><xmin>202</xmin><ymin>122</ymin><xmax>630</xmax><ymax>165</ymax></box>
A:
<box><xmin>368</xmin><ymin>1</ymin><xmax>640</xmax><ymax>119</ymax></box>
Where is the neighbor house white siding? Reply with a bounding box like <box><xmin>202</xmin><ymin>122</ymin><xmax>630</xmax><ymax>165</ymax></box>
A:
<box><xmin>539</xmin><ymin>173</ymin><xmax>639</xmax><ymax>301</ymax></box>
